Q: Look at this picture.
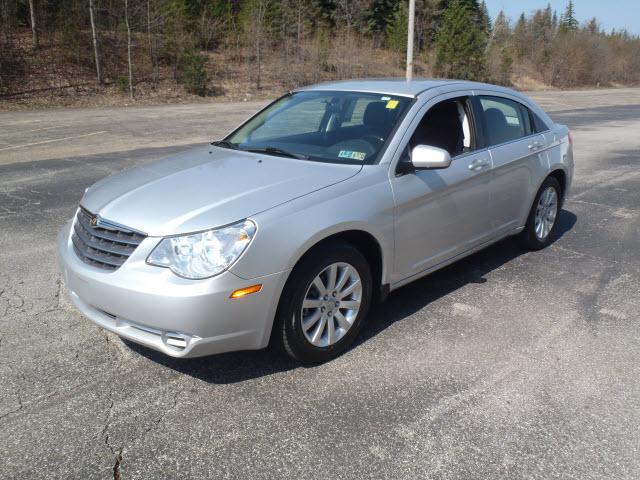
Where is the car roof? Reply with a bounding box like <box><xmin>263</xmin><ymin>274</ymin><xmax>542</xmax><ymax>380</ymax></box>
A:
<box><xmin>293</xmin><ymin>78</ymin><xmax>553</xmax><ymax>126</ymax></box>
<box><xmin>295</xmin><ymin>78</ymin><xmax>516</xmax><ymax>98</ymax></box>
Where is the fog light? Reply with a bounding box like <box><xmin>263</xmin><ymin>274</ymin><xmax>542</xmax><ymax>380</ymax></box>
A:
<box><xmin>163</xmin><ymin>332</ymin><xmax>188</xmax><ymax>349</ymax></box>
<box><xmin>230</xmin><ymin>284</ymin><xmax>262</xmax><ymax>299</ymax></box>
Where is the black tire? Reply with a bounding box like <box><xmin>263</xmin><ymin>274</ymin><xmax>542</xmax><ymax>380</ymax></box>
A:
<box><xmin>519</xmin><ymin>176</ymin><xmax>562</xmax><ymax>250</ymax></box>
<box><xmin>275</xmin><ymin>241</ymin><xmax>373</xmax><ymax>364</ymax></box>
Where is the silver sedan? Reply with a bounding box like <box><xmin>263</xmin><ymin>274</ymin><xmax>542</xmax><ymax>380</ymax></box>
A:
<box><xmin>57</xmin><ymin>79</ymin><xmax>574</xmax><ymax>363</ymax></box>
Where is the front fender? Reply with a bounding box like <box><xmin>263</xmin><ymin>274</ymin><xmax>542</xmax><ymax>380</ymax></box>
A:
<box><xmin>230</xmin><ymin>166</ymin><xmax>395</xmax><ymax>284</ymax></box>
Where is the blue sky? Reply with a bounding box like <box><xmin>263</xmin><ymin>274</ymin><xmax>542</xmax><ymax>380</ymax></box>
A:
<box><xmin>483</xmin><ymin>0</ymin><xmax>640</xmax><ymax>35</ymax></box>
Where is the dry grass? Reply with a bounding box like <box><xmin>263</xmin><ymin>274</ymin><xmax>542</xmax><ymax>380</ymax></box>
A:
<box><xmin>511</xmin><ymin>75</ymin><xmax>555</xmax><ymax>92</ymax></box>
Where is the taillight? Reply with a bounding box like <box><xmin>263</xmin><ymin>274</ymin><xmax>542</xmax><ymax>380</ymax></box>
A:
<box><xmin>568</xmin><ymin>130</ymin><xmax>573</xmax><ymax>146</ymax></box>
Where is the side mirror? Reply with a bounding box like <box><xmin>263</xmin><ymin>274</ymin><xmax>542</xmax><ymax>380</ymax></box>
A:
<box><xmin>411</xmin><ymin>145</ymin><xmax>451</xmax><ymax>170</ymax></box>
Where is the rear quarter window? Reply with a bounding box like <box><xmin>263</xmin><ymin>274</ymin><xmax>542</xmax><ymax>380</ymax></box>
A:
<box><xmin>531</xmin><ymin>111</ymin><xmax>550</xmax><ymax>132</ymax></box>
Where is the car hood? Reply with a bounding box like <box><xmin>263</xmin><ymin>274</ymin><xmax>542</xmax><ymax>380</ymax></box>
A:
<box><xmin>81</xmin><ymin>145</ymin><xmax>362</xmax><ymax>236</ymax></box>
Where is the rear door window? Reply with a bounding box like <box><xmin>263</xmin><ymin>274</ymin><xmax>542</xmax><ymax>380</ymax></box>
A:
<box><xmin>478</xmin><ymin>96</ymin><xmax>527</xmax><ymax>146</ymax></box>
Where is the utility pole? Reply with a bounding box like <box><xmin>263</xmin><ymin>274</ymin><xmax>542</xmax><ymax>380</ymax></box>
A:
<box><xmin>89</xmin><ymin>0</ymin><xmax>102</xmax><ymax>84</ymax></box>
<box><xmin>406</xmin><ymin>0</ymin><xmax>415</xmax><ymax>81</ymax></box>
<box><xmin>125</xmin><ymin>0</ymin><xmax>134</xmax><ymax>99</ymax></box>
<box><xmin>28</xmin><ymin>0</ymin><xmax>38</xmax><ymax>49</ymax></box>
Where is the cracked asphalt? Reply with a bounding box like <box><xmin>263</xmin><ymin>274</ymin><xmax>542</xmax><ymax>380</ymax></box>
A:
<box><xmin>1</xmin><ymin>89</ymin><xmax>639</xmax><ymax>479</ymax></box>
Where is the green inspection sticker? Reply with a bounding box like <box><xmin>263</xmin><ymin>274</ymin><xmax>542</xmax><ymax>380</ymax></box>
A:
<box><xmin>338</xmin><ymin>150</ymin><xmax>366</xmax><ymax>161</ymax></box>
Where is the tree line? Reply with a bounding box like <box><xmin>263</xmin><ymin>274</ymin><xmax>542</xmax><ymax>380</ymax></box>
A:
<box><xmin>1</xmin><ymin>0</ymin><xmax>639</xmax><ymax>100</ymax></box>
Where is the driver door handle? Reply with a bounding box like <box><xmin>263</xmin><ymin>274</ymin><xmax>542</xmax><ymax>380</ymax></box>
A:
<box><xmin>528</xmin><ymin>141</ymin><xmax>541</xmax><ymax>150</ymax></box>
<box><xmin>468</xmin><ymin>158</ymin><xmax>490</xmax><ymax>171</ymax></box>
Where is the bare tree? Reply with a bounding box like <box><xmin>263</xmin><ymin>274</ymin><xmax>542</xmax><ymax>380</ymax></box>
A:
<box><xmin>335</xmin><ymin>0</ymin><xmax>369</xmax><ymax>31</ymax></box>
<box><xmin>146</xmin><ymin>0</ymin><xmax>160</xmax><ymax>84</ymax></box>
<box><xmin>296</xmin><ymin>0</ymin><xmax>303</xmax><ymax>59</ymax></box>
<box><xmin>28</xmin><ymin>0</ymin><xmax>38</xmax><ymax>49</ymax></box>
<box><xmin>249</xmin><ymin>0</ymin><xmax>269</xmax><ymax>90</ymax></box>
<box><xmin>89</xmin><ymin>0</ymin><xmax>102</xmax><ymax>84</ymax></box>
<box><xmin>147</xmin><ymin>0</ymin><xmax>152</xmax><ymax>60</ymax></box>
<box><xmin>124</xmin><ymin>0</ymin><xmax>133</xmax><ymax>98</ymax></box>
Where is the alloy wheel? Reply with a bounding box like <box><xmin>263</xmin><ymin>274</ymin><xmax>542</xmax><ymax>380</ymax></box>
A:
<box><xmin>300</xmin><ymin>262</ymin><xmax>362</xmax><ymax>347</ymax></box>
<box><xmin>534</xmin><ymin>186</ymin><xmax>558</xmax><ymax>240</ymax></box>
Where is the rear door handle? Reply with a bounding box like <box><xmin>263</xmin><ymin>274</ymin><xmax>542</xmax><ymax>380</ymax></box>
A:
<box><xmin>528</xmin><ymin>141</ymin><xmax>541</xmax><ymax>150</ymax></box>
<box><xmin>468</xmin><ymin>159</ymin><xmax>490</xmax><ymax>171</ymax></box>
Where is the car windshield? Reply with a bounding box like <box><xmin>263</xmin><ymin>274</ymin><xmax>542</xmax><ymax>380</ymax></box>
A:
<box><xmin>223</xmin><ymin>91</ymin><xmax>412</xmax><ymax>165</ymax></box>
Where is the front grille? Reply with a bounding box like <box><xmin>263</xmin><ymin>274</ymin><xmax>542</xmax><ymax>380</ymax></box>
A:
<box><xmin>72</xmin><ymin>208</ymin><xmax>146</xmax><ymax>271</ymax></box>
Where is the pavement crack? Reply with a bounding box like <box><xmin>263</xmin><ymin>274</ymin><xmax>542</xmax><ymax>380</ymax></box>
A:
<box><xmin>0</xmin><ymin>274</ymin><xmax>34</xmax><ymax>316</ymax></box>
<box><xmin>102</xmin><ymin>388</ymin><xmax>122</xmax><ymax>457</ymax></box>
<box><xmin>54</xmin><ymin>277</ymin><xmax>63</xmax><ymax>309</ymax></box>
<box><xmin>139</xmin><ymin>388</ymin><xmax>182</xmax><ymax>442</ymax></box>
<box><xmin>113</xmin><ymin>449</ymin><xmax>123</xmax><ymax>480</ymax></box>
<box><xmin>0</xmin><ymin>400</ymin><xmax>23</xmax><ymax>420</ymax></box>
<box><xmin>0</xmin><ymin>386</ymin><xmax>24</xmax><ymax>421</ymax></box>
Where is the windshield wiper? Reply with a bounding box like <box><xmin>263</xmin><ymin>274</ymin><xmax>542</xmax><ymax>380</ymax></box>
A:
<box><xmin>246</xmin><ymin>146</ymin><xmax>309</xmax><ymax>160</ymax></box>
<box><xmin>211</xmin><ymin>140</ymin><xmax>238</xmax><ymax>150</ymax></box>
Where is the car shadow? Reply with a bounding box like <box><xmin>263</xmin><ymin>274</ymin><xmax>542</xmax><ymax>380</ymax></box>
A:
<box><xmin>125</xmin><ymin>209</ymin><xmax>577</xmax><ymax>384</ymax></box>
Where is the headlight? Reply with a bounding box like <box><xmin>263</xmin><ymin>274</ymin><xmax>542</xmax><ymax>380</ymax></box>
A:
<box><xmin>147</xmin><ymin>219</ymin><xmax>256</xmax><ymax>279</ymax></box>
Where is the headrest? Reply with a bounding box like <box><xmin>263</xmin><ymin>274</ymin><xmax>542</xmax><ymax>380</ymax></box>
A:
<box><xmin>363</xmin><ymin>102</ymin><xmax>389</xmax><ymax>127</ymax></box>
<box><xmin>429</xmin><ymin>101</ymin><xmax>461</xmax><ymax>128</ymax></box>
<box><xmin>484</xmin><ymin>108</ymin><xmax>508</xmax><ymax>128</ymax></box>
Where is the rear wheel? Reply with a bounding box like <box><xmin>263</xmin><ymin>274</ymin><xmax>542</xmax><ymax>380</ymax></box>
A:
<box><xmin>275</xmin><ymin>241</ymin><xmax>372</xmax><ymax>364</ymax></box>
<box><xmin>519</xmin><ymin>176</ymin><xmax>561</xmax><ymax>250</ymax></box>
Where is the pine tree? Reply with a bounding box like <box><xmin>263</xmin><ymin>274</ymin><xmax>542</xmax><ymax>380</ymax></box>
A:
<box><xmin>385</xmin><ymin>2</ymin><xmax>408</xmax><ymax>54</ymax></box>
<box><xmin>513</xmin><ymin>12</ymin><xmax>528</xmax><ymax>59</ymax></box>
<box><xmin>544</xmin><ymin>3</ymin><xmax>553</xmax><ymax>22</ymax></box>
<box><xmin>497</xmin><ymin>45</ymin><xmax>513</xmax><ymax>85</ymax></box>
<box><xmin>436</xmin><ymin>0</ymin><xmax>482</xmax><ymax>29</ymax></box>
<box><xmin>531</xmin><ymin>7</ymin><xmax>552</xmax><ymax>42</ymax></box>
<box><xmin>530</xmin><ymin>7</ymin><xmax>555</xmax><ymax>71</ymax></box>
<box><xmin>366</xmin><ymin>0</ymin><xmax>401</xmax><ymax>33</ymax></box>
<box><xmin>434</xmin><ymin>0</ymin><xmax>486</xmax><ymax>80</ymax></box>
<box><xmin>313</xmin><ymin>0</ymin><xmax>337</xmax><ymax>27</ymax></box>
<box><xmin>478</xmin><ymin>0</ymin><xmax>491</xmax><ymax>37</ymax></box>
<box><xmin>492</xmin><ymin>10</ymin><xmax>510</xmax><ymax>45</ymax></box>
<box><xmin>486</xmin><ymin>10</ymin><xmax>512</xmax><ymax>85</ymax></box>
<box><xmin>559</xmin><ymin>0</ymin><xmax>578</xmax><ymax>33</ymax></box>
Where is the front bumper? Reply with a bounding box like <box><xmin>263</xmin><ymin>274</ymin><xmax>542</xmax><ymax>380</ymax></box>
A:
<box><xmin>57</xmin><ymin>220</ymin><xmax>288</xmax><ymax>358</ymax></box>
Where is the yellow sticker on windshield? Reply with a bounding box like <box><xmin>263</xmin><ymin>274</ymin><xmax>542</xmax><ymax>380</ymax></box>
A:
<box><xmin>386</xmin><ymin>99</ymin><xmax>399</xmax><ymax>109</ymax></box>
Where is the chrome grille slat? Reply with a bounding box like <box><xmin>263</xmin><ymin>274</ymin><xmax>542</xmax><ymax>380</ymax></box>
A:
<box><xmin>72</xmin><ymin>237</ymin><xmax>125</xmax><ymax>267</ymax></box>
<box><xmin>76</xmin><ymin>209</ymin><xmax>144</xmax><ymax>245</ymax></box>
<box><xmin>71</xmin><ymin>208</ymin><xmax>146</xmax><ymax>271</ymax></box>
<box><xmin>73</xmin><ymin>221</ymin><xmax>136</xmax><ymax>257</ymax></box>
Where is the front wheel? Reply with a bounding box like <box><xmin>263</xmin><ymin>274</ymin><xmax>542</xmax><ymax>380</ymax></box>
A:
<box><xmin>275</xmin><ymin>241</ymin><xmax>372</xmax><ymax>364</ymax></box>
<box><xmin>519</xmin><ymin>176</ymin><xmax>561</xmax><ymax>250</ymax></box>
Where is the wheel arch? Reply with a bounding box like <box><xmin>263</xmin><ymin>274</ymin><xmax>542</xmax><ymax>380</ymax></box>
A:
<box><xmin>268</xmin><ymin>227</ymin><xmax>387</xmax><ymax>349</ymax></box>
<box><xmin>548</xmin><ymin>169</ymin><xmax>567</xmax><ymax>206</ymax></box>
<box><xmin>524</xmin><ymin>167</ymin><xmax>569</xmax><ymax>223</ymax></box>
<box><xmin>287</xmin><ymin>227</ymin><xmax>387</xmax><ymax>299</ymax></box>
<box><xmin>519</xmin><ymin>167</ymin><xmax>568</xmax><ymax>229</ymax></box>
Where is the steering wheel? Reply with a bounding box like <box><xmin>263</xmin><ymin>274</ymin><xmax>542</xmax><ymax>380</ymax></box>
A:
<box><xmin>362</xmin><ymin>134</ymin><xmax>384</xmax><ymax>146</ymax></box>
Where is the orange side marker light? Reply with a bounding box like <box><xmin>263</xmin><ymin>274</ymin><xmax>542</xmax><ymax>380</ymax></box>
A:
<box><xmin>230</xmin><ymin>284</ymin><xmax>262</xmax><ymax>299</ymax></box>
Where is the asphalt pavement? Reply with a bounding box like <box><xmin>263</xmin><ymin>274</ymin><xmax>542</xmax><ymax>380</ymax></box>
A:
<box><xmin>1</xmin><ymin>88</ymin><xmax>639</xmax><ymax>479</ymax></box>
